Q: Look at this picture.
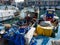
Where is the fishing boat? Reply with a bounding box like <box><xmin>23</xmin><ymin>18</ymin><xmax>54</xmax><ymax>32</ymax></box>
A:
<box><xmin>0</xmin><ymin>5</ymin><xmax>20</xmax><ymax>21</ymax></box>
<box><xmin>40</xmin><ymin>9</ymin><xmax>59</xmax><ymax>25</ymax></box>
<box><xmin>19</xmin><ymin>7</ymin><xmax>35</xmax><ymax>19</ymax></box>
<box><xmin>35</xmin><ymin>9</ymin><xmax>59</xmax><ymax>38</ymax></box>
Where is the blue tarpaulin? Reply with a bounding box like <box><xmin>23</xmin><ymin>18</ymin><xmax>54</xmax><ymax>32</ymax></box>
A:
<box><xmin>3</xmin><ymin>27</ymin><xmax>26</xmax><ymax>45</ymax></box>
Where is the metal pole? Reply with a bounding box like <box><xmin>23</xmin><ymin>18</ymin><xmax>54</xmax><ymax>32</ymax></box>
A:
<box><xmin>15</xmin><ymin>0</ymin><xmax>17</xmax><ymax>8</ymax></box>
<box><xmin>16</xmin><ymin>2</ymin><xmax>17</xmax><ymax>8</ymax></box>
<box><xmin>38</xmin><ymin>8</ymin><xmax>39</xmax><ymax>20</ymax></box>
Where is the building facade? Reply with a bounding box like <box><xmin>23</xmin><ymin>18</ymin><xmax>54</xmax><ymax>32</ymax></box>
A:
<box><xmin>24</xmin><ymin>0</ymin><xmax>60</xmax><ymax>7</ymax></box>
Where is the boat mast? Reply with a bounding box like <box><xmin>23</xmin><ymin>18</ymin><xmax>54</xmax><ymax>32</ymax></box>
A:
<box><xmin>37</xmin><ymin>8</ymin><xmax>40</xmax><ymax>20</ymax></box>
<box><xmin>36</xmin><ymin>7</ymin><xmax>40</xmax><ymax>23</ymax></box>
<box><xmin>15</xmin><ymin>0</ymin><xmax>18</xmax><ymax>9</ymax></box>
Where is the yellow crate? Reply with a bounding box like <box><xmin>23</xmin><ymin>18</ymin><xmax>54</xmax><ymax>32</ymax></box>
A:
<box><xmin>36</xmin><ymin>25</ymin><xmax>53</xmax><ymax>37</ymax></box>
<box><xmin>36</xmin><ymin>25</ymin><xmax>43</xmax><ymax>35</ymax></box>
<box><xmin>43</xmin><ymin>29</ymin><xmax>52</xmax><ymax>36</ymax></box>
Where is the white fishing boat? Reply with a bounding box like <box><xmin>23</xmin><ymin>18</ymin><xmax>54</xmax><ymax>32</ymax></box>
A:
<box><xmin>0</xmin><ymin>5</ymin><xmax>20</xmax><ymax>21</ymax></box>
<box><xmin>19</xmin><ymin>7</ymin><xmax>35</xmax><ymax>19</ymax></box>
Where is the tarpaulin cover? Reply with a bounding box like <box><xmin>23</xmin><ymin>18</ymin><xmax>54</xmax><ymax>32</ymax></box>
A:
<box><xmin>3</xmin><ymin>26</ymin><xmax>26</xmax><ymax>45</ymax></box>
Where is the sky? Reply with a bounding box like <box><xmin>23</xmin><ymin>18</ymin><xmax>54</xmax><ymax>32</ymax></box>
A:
<box><xmin>15</xmin><ymin>0</ymin><xmax>24</xmax><ymax>2</ymax></box>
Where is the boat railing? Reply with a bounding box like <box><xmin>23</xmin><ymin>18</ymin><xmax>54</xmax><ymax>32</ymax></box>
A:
<box><xmin>0</xmin><ymin>15</ymin><xmax>13</xmax><ymax>18</ymax></box>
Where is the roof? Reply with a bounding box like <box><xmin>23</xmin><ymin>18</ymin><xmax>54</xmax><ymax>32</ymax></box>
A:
<box><xmin>24</xmin><ymin>7</ymin><xmax>35</xmax><ymax>12</ymax></box>
<box><xmin>47</xmin><ymin>9</ymin><xmax>55</xmax><ymax>11</ymax></box>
